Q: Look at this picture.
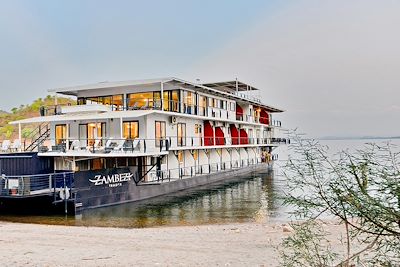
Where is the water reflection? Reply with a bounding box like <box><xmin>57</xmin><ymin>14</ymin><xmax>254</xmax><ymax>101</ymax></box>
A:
<box><xmin>0</xmin><ymin>169</ymin><xmax>288</xmax><ymax>228</ymax></box>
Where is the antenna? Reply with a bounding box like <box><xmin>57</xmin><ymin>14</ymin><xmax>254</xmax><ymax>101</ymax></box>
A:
<box><xmin>235</xmin><ymin>78</ymin><xmax>239</xmax><ymax>92</ymax></box>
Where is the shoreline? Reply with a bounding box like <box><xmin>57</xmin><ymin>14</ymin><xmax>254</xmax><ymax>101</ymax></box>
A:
<box><xmin>0</xmin><ymin>220</ymin><xmax>347</xmax><ymax>267</ymax></box>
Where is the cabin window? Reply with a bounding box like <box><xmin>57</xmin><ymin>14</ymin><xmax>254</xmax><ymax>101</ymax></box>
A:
<box><xmin>127</xmin><ymin>92</ymin><xmax>155</xmax><ymax>110</ymax></box>
<box><xmin>90</xmin><ymin>158</ymin><xmax>104</xmax><ymax>170</ymax></box>
<box><xmin>111</xmin><ymin>95</ymin><xmax>124</xmax><ymax>110</ymax></box>
<box><xmin>177</xmin><ymin>123</ymin><xmax>186</xmax><ymax>146</ymax></box>
<box><xmin>198</xmin><ymin>95</ymin><xmax>207</xmax><ymax>116</ymax></box>
<box><xmin>86</xmin><ymin>122</ymin><xmax>106</xmax><ymax>146</ymax></box>
<box><xmin>78</xmin><ymin>95</ymin><xmax>123</xmax><ymax>110</ymax></box>
<box><xmin>77</xmin><ymin>98</ymin><xmax>86</xmax><ymax>105</ymax></box>
<box><xmin>55</xmin><ymin>124</ymin><xmax>67</xmax><ymax>145</ymax></box>
<box><xmin>230</xmin><ymin>102</ymin><xmax>235</xmax><ymax>111</ymax></box>
<box><xmin>155</xmin><ymin>121</ymin><xmax>166</xmax><ymax>147</ymax></box>
<box><xmin>123</xmin><ymin>121</ymin><xmax>139</xmax><ymax>140</ymax></box>
<box><xmin>183</xmin><ymin>91</ymin><xmax>196</xmax><ymax>115</ymax></box>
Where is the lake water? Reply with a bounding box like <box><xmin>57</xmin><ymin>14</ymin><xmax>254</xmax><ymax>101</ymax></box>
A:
<box><xmin>0</xmin><ymin>138</ymin><xmax>398</xmax><ymax>228</ymax></box>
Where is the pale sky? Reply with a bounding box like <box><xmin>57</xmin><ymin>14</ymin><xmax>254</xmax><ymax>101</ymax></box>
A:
<box><xmin>0</xmin><ymin>0</ymin><xmax>399</xmax><ymax>137</ymax></box>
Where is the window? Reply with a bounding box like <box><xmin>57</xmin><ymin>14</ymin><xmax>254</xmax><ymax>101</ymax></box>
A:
<box><xmin>222</xmin><ymin>101</ymin><xmax>227</xmax><ymax>110</ymax></box>
<box><xmin>183</xmin><ymin>91</ymin><xmax>196</xmax><ymax>115</ymax></box>
<box><xmin>123</xmin><ymin>121</ymin><xmax>139</xmax><ymax>140</ymax></box>
<box><xmin>84</xmin><ymin>122</ymin><xmax>106</xmax><ymax>146</ymax></box>
<box><xmin>155</xmin><ymin>121</ymin><xmax>166</xmax><ymax>147</ymax></box>
<box><xmin>177</xmin><ymin>123</ymin><xmax>186</xmax><ymax>146</ymax></box>
<box><xmin>230</xmin><ymin>102</ymin><xmax>236</xmax><ymax>111</ymax></box>
<box><xmin>127</xmin><ymin>92</ymin><xmax>155</xmax><ymax>109</ymax></box>
<box><xmin>55</xmin><ymin>124</ymin><xmax>67</xmax><ymax>145</ymax></box>
<box><xmin>90</xmin><ymin>158</ymin><xmax>104</xmax><ymax>170</ymax></box>
<box><xmin>198</xmin><ymin>95</ymin><xmax>207</xmax><ymax>116</ymax></box>
<box><xmin>195</xmin><ymin>124</ymin><xmax>202</xmax><ymax>134</ymax></box>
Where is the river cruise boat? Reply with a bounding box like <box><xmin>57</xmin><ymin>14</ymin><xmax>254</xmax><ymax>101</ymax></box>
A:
<box><xmin>0</xmin><ymin>77</ymin><xmax>286</xmax><ymax>214</ymax></box>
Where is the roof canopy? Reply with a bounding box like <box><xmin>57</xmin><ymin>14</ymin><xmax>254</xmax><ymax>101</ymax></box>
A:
<box><xmin>10</xmin><ymin>110</ymin><xmax>155</xmax><ymax>125</ymax></box>
<box><xmin>49</xmin><ymin>77</ymin><xmax>284</xmax><ymax>113</ymax></box>
<box><xmin>201</xmin><ymin>81</ymin><xmax>259</xmax><ymax>93</ymax></box>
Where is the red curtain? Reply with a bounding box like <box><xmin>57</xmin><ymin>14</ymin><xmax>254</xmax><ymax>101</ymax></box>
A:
<box><xmin>204</xmin><ymin>121</ymin><xmax>214</xmax><ymax>146</ymax></box>
<box><xmin>215</xmin><ymin>127</ymin><xmax>225</xmax><ymax>145</ymax></box>
<box><xmin>239</xmin><ymin>129</ymin><xmax>249</xmax><ymax>145</ymax></box>
<box><xmin>230</xmin><ymin>124</ymin><xmax>239</xmax><ymax>145</ymax></box>
<box><xmin>260</xmin><ymin>109</ymin><xmax>269</xmax><ymax>125</ymax></box>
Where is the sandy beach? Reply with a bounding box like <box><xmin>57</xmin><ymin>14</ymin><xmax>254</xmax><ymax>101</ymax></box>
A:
<box><xmin>0</xmin><ymin>221</ymin><xmax>348</xmax><ymax>267</ymax></box>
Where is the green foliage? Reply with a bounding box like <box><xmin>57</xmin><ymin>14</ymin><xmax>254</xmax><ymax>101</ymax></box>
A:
<box><xmin>0</xmin><ymin>95</ymin><xmax>75</xmax><ymax>140</ymax></box>
<box><xmin>21</xmin><ymin>128</ymin><xmax>33</xmax><ymax>139</ymax></box>
<box><xmin>282</xmin><ymin>135</ymin><xmax>400</xmax><ymax>266</ymax></box>
<box><xmin>281</xmin><ymin>220</ymin><xmax>337</xmax><ymax>267</ymax></box>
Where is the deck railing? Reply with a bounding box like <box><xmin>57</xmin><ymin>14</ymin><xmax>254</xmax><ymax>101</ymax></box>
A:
<box><xmin>0</xmin><ymin>172</ymin><xmax>74</xmax><ymax>198</ymax></box>
<box><xmin>143</xmin><ymin>155</ymin><xmax>279</xmax><ymax>184</ymax></box>
<box><xmin>34</xmin><ymin>136</ymin><xmax>289</xmax><ymax>155</ymax></box>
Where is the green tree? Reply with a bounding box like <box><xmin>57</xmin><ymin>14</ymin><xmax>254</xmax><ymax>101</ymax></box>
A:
<box><xmin>281</xmin><ymin>135</ymin><xmax>400</xmax><ymax>266</ymax></box>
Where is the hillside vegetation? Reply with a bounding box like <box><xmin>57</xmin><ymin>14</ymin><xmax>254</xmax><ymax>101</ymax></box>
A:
<box><xmin>0</xmin><ymin>95</ymin><xmax>75</xmax><ymax>140</ymax></box>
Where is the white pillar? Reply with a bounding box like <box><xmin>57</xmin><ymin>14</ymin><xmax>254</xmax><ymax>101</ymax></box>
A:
<box><xmin>120</xmin><ymin>118</ymin><xmax>123</xmax><ymax>139</ymax></box>
<box><xmin>18</xmin><ymin>123</ymin><xmax>22</xmax><ymax>151</ymax></box>
<box><xmin>66</xmin><ymin>124</ymin><xmax>69</xmax><ymax>151</ymax></box>
<box><xmin>160</xmin><ymin>82</ymin><xmax>164</xmax><ymax>110</ymax></box>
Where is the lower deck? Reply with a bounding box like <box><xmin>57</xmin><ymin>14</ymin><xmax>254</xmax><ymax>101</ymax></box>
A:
<box><xmin>0</xmin><ymin>146</ymin><xmax>277</xmax><ymax>214</ymax></box>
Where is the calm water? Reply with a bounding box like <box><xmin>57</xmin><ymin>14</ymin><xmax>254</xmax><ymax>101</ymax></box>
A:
<box><xmin>0</xmin><ymin>139</ymin><xmax>398</xmax><ymax>228</ymax></box>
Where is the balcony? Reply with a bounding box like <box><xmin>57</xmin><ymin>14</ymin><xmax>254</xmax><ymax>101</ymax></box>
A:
<box><xmin>36</xmin><ymin>136</ymin><xmax>289</xmax><ymax>156</ymax></box>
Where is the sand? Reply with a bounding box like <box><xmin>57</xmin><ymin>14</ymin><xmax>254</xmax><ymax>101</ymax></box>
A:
<box><xmin>0</xmin><ymin>221</ymin><xmax>347</xmax><ymax>267</ymax></box>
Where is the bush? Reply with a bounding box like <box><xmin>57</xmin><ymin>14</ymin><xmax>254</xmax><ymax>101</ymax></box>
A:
<box><xmin>281</xmin><ymin>135</ymin><xmax>400</xmax><ymax>266</ymax></box>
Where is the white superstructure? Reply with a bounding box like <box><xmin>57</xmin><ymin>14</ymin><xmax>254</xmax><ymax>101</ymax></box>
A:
<box><xmin>10</xmin><ymin>77</ymin><xmax>286</xmax><ymax>183</ymax></box>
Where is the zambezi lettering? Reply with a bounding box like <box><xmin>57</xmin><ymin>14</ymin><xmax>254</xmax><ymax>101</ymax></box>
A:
<box><xmin>89</xmin><ymin>173</ymin><xmax>133</xmax><ymax>188</ymax></box>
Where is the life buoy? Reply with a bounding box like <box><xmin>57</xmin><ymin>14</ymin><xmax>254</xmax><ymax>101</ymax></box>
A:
<box><xmin>59</xmin><ymin>187</ymin><xmax>70</xmax><ymax>200</ymax></box>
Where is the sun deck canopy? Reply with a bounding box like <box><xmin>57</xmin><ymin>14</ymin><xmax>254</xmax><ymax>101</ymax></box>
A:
<box><xmin>49</xmin><ymin>77</ymin><xmax>284</xmax><ymax>113</ymax></box>
<box><xmin>10</xmin><ymin>110</ymin><xmax>155</xmax><ymax>125</ymax></box>
<box><xmin>201</xmin><ymin>81</ymin><xmax>259</xmax><ymax>93</ymax></box>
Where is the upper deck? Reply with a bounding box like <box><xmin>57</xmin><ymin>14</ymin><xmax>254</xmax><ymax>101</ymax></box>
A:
<box><xmin>4</xmin><ymin>77</ymin><xmax>285</xmax><ymax>157</ymax></box>
<box><xmin>49</xmin><ymin>77</ymin><xmax>283</xmax><ymax>113</ymax></box>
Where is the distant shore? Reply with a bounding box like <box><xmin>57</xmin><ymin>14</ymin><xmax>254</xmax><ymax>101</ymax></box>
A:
<box><xmin>0</xmin><ymin>221</ymin><xmax>349</xmax><ymax>267</ymax></box>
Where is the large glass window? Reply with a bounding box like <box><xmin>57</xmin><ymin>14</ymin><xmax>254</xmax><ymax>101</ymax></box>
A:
<box><xmin>86</xmin><ymin>122</ymin><xmax>106</xmax><ymax>146</ymax></box>
<box><xmin>123</xmin><ymin>121</ymin><xmax>139</xmax><ymax>140</ymax></box>
<box><xmin>177</xmin><ymin>123</ymin><xmax>186</xmax><ymax>146</ymax></box>
<box><xmin>127</xmin><ymin>92</ymin><xmax>155</xmax><ymax>110</ymax></box>
<box><xmin>55</xmin><ymin>124</ymin><xmax>67</xmax><ymax>145</ymax></box>
<box><xmin>78</xmin><ymin>95</ymin><xmax>123</xmax><ymax>110</ymax></box>
<box><xmin>170</xmin><ymin>90</ymin><xmax>180</xmax><ymax>112</ymax></box>
<box><xmin>183</xmin><ymin>91</ymin><xmax>196</xmax><ymax>115</ymax></box>
<box><xmin>198</xmin><ymin>95</ymin><xmax>207</xmax><ymax>116</ymax></box>
<box><xmin>155</xmin><ymin>121</ymin><xmax>166</xmax><ymax>147</ymax></box>
<box><xmin>111</xmin><ymin>95</ymin><xmax>124</xmax><ymax>110</ymax></box>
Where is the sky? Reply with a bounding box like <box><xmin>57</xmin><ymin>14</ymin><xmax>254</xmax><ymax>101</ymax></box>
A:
<box><xmin>0</xmin><ymin>0</ymin><xmax>399</xmax><ymax>138</ymax></box>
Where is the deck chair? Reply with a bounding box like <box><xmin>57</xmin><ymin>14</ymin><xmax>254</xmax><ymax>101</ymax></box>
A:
<box><xmin>112</xmin><ymin>139</ymin><xmax>126</xmax><ymax>152</ymax></box>
<box><xmin>1</xmin><ymin>140</ymin><xmax>11</xmax><ymax>152</ymax></box>
<box><xmin>130</xmin><ymin>102</ymin><xmax>139</xmax><ymax>110</ymax></box>
<box><xmin>70</xmin><ymin>140</ymin><xmax>81</xmax><ymax>151</ymax></box>
<box><xmin>11</xmin><ymin>139</ymin><xmax>21</xmax><ymax>152</ymax></box>
<box><xmin>87</xmin><ymin>139</ymin><xmax>101</xmax><ymax>152</ymax></box>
